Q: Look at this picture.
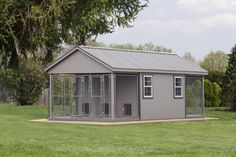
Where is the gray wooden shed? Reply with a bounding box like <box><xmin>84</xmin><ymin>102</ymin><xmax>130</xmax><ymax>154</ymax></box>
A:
<box><xmin>45</xmin><ymin>46</ymin><xmax>208</xmax><ymax>121</ymax></box>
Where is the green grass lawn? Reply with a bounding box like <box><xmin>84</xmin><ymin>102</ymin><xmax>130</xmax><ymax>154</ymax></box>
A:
<box><xmin>0</xmin><ymin>103</ymin><xmax>235</xmax><ymax>157</ymax></box>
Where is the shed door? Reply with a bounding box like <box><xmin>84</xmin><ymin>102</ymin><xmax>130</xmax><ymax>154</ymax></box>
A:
<box><xmin>115</xmin><ymin>75</ymin><xmax>139</xmax><ymax>118</ymax></box>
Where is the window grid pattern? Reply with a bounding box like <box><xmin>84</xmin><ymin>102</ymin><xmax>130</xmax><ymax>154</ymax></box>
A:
<box><xmin>144</xmin><ymin>75</ymin><xmax>153</xmax><ymax>98</ymax></box>
<box><xmin>174</xmin><ymin>76</ymin><xmax>183</xmax><ymax>98</ymax></box>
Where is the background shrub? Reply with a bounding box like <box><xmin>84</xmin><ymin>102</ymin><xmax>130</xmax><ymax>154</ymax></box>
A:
<box><xmin>0</xmin><ymin>60</ymin><xmax>46</xmax><ymax>105</ymax></box>
<box><xmin>204</xmin><ymin>79</ymin><xmax>221</xmax><ymax>107</ymax></box>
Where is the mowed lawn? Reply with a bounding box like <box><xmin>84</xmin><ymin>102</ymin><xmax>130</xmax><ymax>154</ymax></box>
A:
<box><xmin>0</xmin><ymin>103</ymin><xmax>235</xmax><ymax>157</ymax></box>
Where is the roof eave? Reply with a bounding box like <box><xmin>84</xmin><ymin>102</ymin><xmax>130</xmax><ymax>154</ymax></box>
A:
<box><xmin>112</xmin><ymin>68</ymin><xmax>208</xmax><ymax>75</ymax></box>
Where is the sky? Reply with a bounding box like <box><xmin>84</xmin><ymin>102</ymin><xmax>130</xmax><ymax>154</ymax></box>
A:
<box><xmin>97</xmin><ymin>0</ymin><xmax>236</xmax><ymax>60</ymax></box>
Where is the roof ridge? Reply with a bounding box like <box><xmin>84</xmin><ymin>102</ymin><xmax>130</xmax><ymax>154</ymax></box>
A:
<box><xmin>79</xmin><ymin>45</ymin><xmax>176</xmax><ymax>56</ymax></box>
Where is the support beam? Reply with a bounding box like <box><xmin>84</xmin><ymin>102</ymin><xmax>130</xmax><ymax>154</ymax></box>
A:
<box><xmin>62</xmin><ymin>78</ymin><xmax>65</xmax><ymax>115</ymax></box>
<box><xmin>110</xmin><ymin>73</ymin><xmax>115</xmax><ymax>119</ymax></box>
<box><xmin>75</xmin><ymin>77</ymin><xmax>79</xmax><ymax>115</ymax></box>
<box><xmin>139</xmin><ymin>73</ymin><xmax>142</xmax><ymax>120</ymax></box>
<box><xmin>89</xmin><ymin>75</ymin><xmax>92</xmax><ymax>116</ymax></box>
<box><xmin>101</xmin><ymin>75</ymin><xmax>105</xmax><ymax>116</ymax></box>
<box><xmin>202</xmin><ymin>76</ymin><xmax>205</xmax><ymax>117</ymax></box>
<box><xmin>69</xmin><ymin>78</ymin><xmax>72</xmax><ymax>117</ymax></box>
<box><xmin>49</xmin><ymin>74</ymin><xmax>53</xmax><ymax>119</ymax></box>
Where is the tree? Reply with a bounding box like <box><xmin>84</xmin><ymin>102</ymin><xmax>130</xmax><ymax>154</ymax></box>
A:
<box><xmin>85</xmin><ymin>41</ymin><xmax>172</xmax><ymax>53</ymax></box>
<box><xmin>183</xmin><ymin>52</ymin><xmax>196</xmax><ymax>63</ymax></box>
<box><xmin>107</xmin><ymin>42</ymin><xmax>172</xmax><ymax>53</ymax></box>
<box><xmin>200</xmin><ymin>50</ymin><xmax>228</xmax><ymax>72</ymax></box>
<box><xmin>0</xmin><ymin>59</ymin><xmax>45</xmax><ymax>105</ymax></box>
<box><xmin>85</xmin><ymin>39</ymin><xmax>106</xmax><ymax>47</ymax></box>
<box><xmin>205</xmin><ymin>71</ymin><xmax>225</xmax><ymax>86</ymax></box>
<box><xmin>0</xmin><ymin>0</ymin><xmax>148</xmax><ymax>68</ymax></box>
<box><xmin>137</xmin><ymin>42</ymin><xmax>172</xmax><ymax>52</ymax></box>
<box><xmin>109</xmin><ymin>43</ymin><xmax>137</xmax><ymax>50</ymax></box>
<box><xmin>204</xmin><ymin>79</ymin><xmax>221</xmax><ymax>107</ymax></box>
<box><xmin>222</xmin><ymin>45</ymin><xmax>236</xmax><ymax>110</ymax></box>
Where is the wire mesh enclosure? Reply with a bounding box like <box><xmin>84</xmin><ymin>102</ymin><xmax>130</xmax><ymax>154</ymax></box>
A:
<box><xmin>50</xmin><ymin>74</ymin><xmax>140</xmax><ymax>121</ymax></box>
<box><xmin>185</xmin><ymin>76</ymin><xmax>204</xmax><ymax>117</ymax></box>
<box><xmin>51</xmin><ymin>74</ymin><xmax>111</xmax><ymax>120</ymax></box>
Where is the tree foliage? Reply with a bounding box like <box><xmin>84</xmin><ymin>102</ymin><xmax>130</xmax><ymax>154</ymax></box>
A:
<box><xmin>109</xmin><ymin>42</ymin><xmax>172</xmax><ymax>52</ymax></box>
<box><xmin>200</xmin><ymin>50</ymin><xmax>228</xmax><ymax>72</ymax></box>
<box><xmin>0</xmin><ymin>60</ymin><xmax>46</xmax><ymax>105</ymax></box>
<box><xmin>85</xmin><ymin>39</ymin><xmax>106</xmax><ymax>47</ymax></box>
<box><xmin>0</xmin><ymin>0</ymin><xmax>147</xmax><ymax>68</ymax></box>
<box><xmin>86</xmin><ymin>40</ymin><xmax>172</xmax><ymax>53</ymax></box>
<box><xmin>222</xmin><ymin>44</ymin><xmax>236</xmax><ymax>110</ymax></box>
<box><xmin>204</xmin><ymin>79</ymin><xmax>221</xmax><ymax>107</ymax></box>
<box><xmin>205</xmin><ymin>71</ymin><xmax>225</xmax><ymax>86</ymax></box>
<box><xmin>183</xmin><ymin>52</ymin><xmax>196</xmax><ymax>63</ymax></box>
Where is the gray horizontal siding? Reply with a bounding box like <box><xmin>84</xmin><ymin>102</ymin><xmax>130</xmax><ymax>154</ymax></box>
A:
<box><xmin>48</xmin><ymin>50</ymin><xmax>111</xmax><ymax>74</ymax></box>
<box><xmin>140</xmin><ymin>73</ymin><xmax>185</xmax><ymax>120</ymax></box>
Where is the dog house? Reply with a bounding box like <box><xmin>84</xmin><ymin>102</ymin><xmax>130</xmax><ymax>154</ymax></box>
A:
<box><xmin>45</xmin><ymin>46</ymin><xmax>207</xmax><ymax>121</ymax></box>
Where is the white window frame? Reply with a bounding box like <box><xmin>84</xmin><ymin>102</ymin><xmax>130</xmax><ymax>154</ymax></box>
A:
<box><xmin>174</xmin><ymin>76</ymin><xmax>183</xmax><ymax>98</ymax></box>
<box><xmin>143</xmin><ymin>75</ymin><xmax>153</xmax><ymax>98</ymax></box>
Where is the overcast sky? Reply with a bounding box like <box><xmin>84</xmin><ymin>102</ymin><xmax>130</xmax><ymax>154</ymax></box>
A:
<box><xmin>97</xmin><ymin>0</ymin><xmax>236</xmax><ymax>60</ymax></box>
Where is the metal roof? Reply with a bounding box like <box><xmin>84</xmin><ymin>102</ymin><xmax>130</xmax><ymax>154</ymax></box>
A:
<box><xmin>79</xmin><ymin>46</ymin><xmax>207</xmax><ymax>75</ymax></box>
<box><xmin>45</xmin><ymin>46</ymin><xmax>208</xmax><ymax>75</ymax></box>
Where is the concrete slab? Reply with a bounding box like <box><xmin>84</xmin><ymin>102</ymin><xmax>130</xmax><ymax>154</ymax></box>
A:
<box><xmin>30</xmin><ymin>117</ymin><xmax>218</xmax><ymax>126</ymax></box>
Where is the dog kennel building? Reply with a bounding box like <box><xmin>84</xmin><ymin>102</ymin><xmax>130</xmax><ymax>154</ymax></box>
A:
<box><xmin>45</xmin><ymin>46</ymin><xmax>208</xmax><ymax>121</ymax></box>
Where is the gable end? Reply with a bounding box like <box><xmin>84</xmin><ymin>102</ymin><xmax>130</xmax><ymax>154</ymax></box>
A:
<box><xmin>47</xmin><ymin>49</ymin><xmax>112</xmax><ymax>74</ymax></box>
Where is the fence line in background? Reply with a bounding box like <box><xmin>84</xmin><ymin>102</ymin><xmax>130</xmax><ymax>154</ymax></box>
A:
<box><xmin>38</xmin><ymin>88</ymin><xmax>49</xmax><ymax>105</ymax></box>
<box><xmin>0</xmin><ymin>88</ymin><xmax>49</xmax><ymax>105</ymax></box>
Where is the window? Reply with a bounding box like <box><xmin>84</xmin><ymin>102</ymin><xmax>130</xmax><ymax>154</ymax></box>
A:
<box><xmin>174</xmin><ymin>76</ymin><xmax>183</xmax><ymax>98</ymax></box>
<box><xmin>143</xmin><ymin>75</ymin><xmax>153</xmax><ymax>98</ymax></box>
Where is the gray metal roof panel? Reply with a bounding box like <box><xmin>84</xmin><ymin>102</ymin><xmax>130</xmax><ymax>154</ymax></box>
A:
<box><xmin>79</xmin><ymin>46</ymin><xmax>207</xmax><ymax>75</ymax></box>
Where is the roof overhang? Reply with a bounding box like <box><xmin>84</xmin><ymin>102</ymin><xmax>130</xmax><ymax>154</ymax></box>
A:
<box><xmin>112</xmin><ymin>68</ymin><xmax>208</xmax><ymax>75</ymax></box>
